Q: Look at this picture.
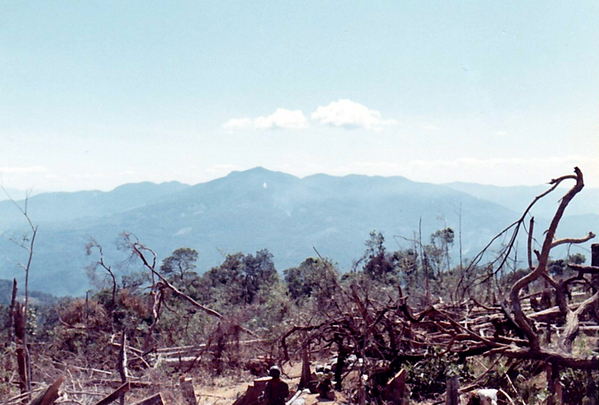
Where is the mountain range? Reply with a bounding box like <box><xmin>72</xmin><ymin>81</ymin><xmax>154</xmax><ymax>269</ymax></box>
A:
<box><xmin>1</xmin><ymin>167</ymin><xmax>596</xmax><ymax>297</ymax></box>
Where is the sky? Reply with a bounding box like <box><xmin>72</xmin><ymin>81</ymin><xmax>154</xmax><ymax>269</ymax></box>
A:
<box><xmin>1</xmin><ymin>1</ymin><xmax>598</xmax><ymax>192</ymax></box>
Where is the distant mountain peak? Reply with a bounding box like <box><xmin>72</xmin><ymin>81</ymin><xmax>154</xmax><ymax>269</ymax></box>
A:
<box><xmin>226</xmin><ymin>167</ymin><xmax>299</xmax><ymax>182</ymax></box>
<box><xmin>111</xmin><ymin>180</ymin><xmax>189</xmax><ymax>192</ymax></box>
<box><xmin>229</xmin><ymin>166</ymin><xmax>290</xmax><ymax>175</ymax></box>
<box><xmin>1</xmin><ymin>168</ymin><xmax>596</xmax><ymax>297</ymax></box>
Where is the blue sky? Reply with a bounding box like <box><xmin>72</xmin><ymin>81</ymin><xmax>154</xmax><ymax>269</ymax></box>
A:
<box><xmin>1</xmin><ymin>1</ymin><xmax>598</xmax><ymax>191</ymax></box>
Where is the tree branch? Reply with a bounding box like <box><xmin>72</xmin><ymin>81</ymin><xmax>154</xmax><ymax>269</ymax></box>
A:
<box><xmin>510</xmin><ymin>167</ymin><xmax>584</xmax><ymax>352</ymax></box>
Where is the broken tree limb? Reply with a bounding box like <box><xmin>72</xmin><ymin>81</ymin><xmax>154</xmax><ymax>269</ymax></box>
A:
<box><xmin>117</xmin><ymin>332</ymin><xmax>128</xmax><ymax>383</ymax></box>
<box><xmin>527</xmin><ymin>218</ymin><xmax>535</xmax><ymax>271</ymax></box>
<box><xmin>6</xmin><ymin>389</ymin><xmax>44</xmax><ymax>405</ymax></box>
<box><xmin>510</xmin><ymin>167</ymin><xmax>585</xmax><ymax>352</ymax></box>
<box><xmin>560</xmin><ymin>291</ymin><xmax>599</xmax><ymax>352</ymax></box>
<box><xmin>28</xmin><ymin>376</ymin><xmax>65</xmax><ymax>405</ymax></box>
<box><xmin>117</xmin><ymin>332</ymin><xmax>128</xmax><ymax>405</ymax></box>
<box><xmin>568</xmin><ymin>263</ymin><xmax>599</xmax><ymax>275</ymax></box>
<box><xmin>131</xmin><ymin>393</ymin><xmax>165</xmax><ymax>405</ymax></box>
<box><xmin>130</xmin><ymin>242</ymin><xmax>257</xmax><ymax>338</ymax></box>
<box><xmin>93</xmin><ymin>382</ymin><xmax>131</xmax><ymax>405</ymax></box>
<box><xmin>87</xmin><ymin>380</ymin><xmax>151</xmax><ymax>388</ymax></box>
<box><xmin>500</xmin><ymin>347</ymin><xmax>599</xmax><ymax>369</ymax></box>
<box><xmin>551</xmin><ymin>232</ymin><xmax>596</xmax><ymax>248</ymax></box>
<box><xmin>276</xmin><ymin>168</ymin><xmax>598</xmax><ymax>405</ymax></box>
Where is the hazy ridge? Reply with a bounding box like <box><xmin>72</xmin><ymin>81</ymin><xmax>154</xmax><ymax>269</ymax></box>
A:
<box><xmin>1</xmin><ymin>167</ymin><xmax>596</xmax><ymax>296</ymax></box>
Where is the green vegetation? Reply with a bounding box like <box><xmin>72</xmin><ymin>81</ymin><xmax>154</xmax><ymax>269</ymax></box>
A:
<box><xmin>1</xmin><ymin>169</ymin><xmax>597</xmax><ymax>404</ymax></box>
<box><xmin>1</xmin><ymin>225</ymin><xmax>595</xmax><ymax>404</ymax></box>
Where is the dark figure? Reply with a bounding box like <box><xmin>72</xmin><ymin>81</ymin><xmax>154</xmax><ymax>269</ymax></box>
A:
<box><xmin>540</xmin><ymin>289</ymin><xmax>552</xmax><ymax>309</ymax></box>
<box><xmin>263</xmin><ymin>366</ymin><xmax>289</xmax><ymax>405</ymax></box>
<box><xmin>317</xmin><ymin>377</ymin><xmax>335</xmax><ymax>400</ymax></box>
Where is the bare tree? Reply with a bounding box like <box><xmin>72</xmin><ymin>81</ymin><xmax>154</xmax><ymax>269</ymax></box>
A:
<box><xmin>117</xmin><ymin>233</ymin><xmax>257</xmax><ymax>353</ymax></box>
<box><xmin>1</xmin><ymin>187</ymin><xmax>38</xmax><ymax>399</ymax></box>
<box><xmin>86</xmin><ymin>238</ymin><xmax>118</xmax><ymax>317</ymax></box>
<box><xmin>281</xmin><ymin>168</ymin><xmax>598</xmax><ymax>404</ymax></box>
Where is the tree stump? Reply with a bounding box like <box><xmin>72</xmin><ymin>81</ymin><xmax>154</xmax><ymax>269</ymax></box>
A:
<box><xmin>446</xmin><ymin>376</ymin><xmax>459</xmax><ymax>405</ymax></box>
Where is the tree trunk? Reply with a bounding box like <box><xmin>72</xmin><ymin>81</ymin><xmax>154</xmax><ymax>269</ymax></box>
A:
<box><xmin>446</xmin><ymin>376</ymin><xmax>459</xmax><ymax>405</ymax></box>
<box><xmin>180</xmin><ymin>377</ymin><xmax>198</xmax><ymax>405</ymax></box>
<box><xmin>592</xmin><ymin>244</ymin><xmax>598</xmax><ymax>291</ymax></box>
<box><xmin>13</xmin><ymin>302</ymin><xmax>29</xmax><ymax>396</ymax></box>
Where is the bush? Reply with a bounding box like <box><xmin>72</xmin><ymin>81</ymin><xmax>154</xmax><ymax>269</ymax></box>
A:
<box><xmin>405</xmin><ymin>348</ymin><xmax>472</xmax><ymax>400</ymax></box>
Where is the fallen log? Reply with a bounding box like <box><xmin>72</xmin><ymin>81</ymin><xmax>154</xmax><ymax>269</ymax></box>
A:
<box><xmin>93</xmin><ymin>382</ymin><xmax>130</xmax><ymax>405</ymax></box>
<box><xmin>154</xmin><ymin>339</ymin><xmax>265</xmax><ymax>359</ymax></box>
<box><xmin>88</xmin><ymin>379</ymin><xmax>152</xmax><ymax>388</ymax></box>
<box><xmin>131</xmin><ymin>393</ymin><xmax>165</xmax><ymax>405</ymax></box>
<box><xmin>28</xmin><ymin>376</ymin><xmax>65</xmax><ymax>405</ymax></box>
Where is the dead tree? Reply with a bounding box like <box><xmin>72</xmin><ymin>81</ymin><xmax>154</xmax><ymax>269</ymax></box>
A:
<box><xmin>120</xmin><ymin>233</ymin><xmax>258</xmax><ymax>367</ymax></box>
<box><xmin>86</xmin><ymin>238</ymin><xmax>118</xmax><ymax>319</ymax></box>
<box><xmin>1</xmin><ymin>188</ymin><xmax>38</xmax><ymax>399</ymax></box>
<box><xmin>281</xmin><ymin>168</ymin><xmax>598</xmax><ymax>403</ymax></box>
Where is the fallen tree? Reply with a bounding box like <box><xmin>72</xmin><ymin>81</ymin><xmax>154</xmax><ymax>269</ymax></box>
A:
<box><xmin>281</xmin><ymin>167</ymin><xmax>598</xmax><ymax>404</ymax></box>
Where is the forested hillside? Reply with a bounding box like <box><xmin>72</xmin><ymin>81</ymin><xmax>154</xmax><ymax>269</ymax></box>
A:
<box><xmin>1</xmin><ymin>168</ymin><xmax>596</xmax><ymax>296</ymax></box>
<box><xmin>1</xmin><ymin>168</ymin><xmax>597</xmax><ymax>405</ymax></box>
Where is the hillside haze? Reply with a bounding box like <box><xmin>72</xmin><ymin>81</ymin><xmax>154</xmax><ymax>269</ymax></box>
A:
<box><xmin>1</xmin><ymin>167</ymin><xmax>596</xmax><ymax>296</ymax></box>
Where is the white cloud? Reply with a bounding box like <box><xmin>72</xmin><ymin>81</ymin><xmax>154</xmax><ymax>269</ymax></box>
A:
<box><xmin>224</xmin><ymin>100</ymin><xmax>395</xmax><ymax>132</ymax></box>
<box><xmin>255</xmin><ymin>109</ymin><xmax>308</xmax><ymax>130</ymax></box>
<box><xmin>223</xmin><ymin>118</ymin><xmax>253</xmax><ymax>131</ymax></box>
<box><xmin>495</xmin><ymin>131</ymin><xmax>508</xmax><ymax>137</ymax></box>
<box><xmin>311</xmin><ymin>99</ymin><xmax>396</xmax><ymax>131</ymax></box>
<box><xmin>224</xmin><ymin>109</ymin><xmax>308</xmax><ymax>131</ymax></box>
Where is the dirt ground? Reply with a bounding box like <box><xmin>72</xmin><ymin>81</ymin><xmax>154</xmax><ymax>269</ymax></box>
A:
<box><xmin>192</xmin><ymin>361</ymin><xmax>440</xmax><ymax>405</ymax></box>
<box><xmin>194</xmin><ymin>362</ymin><xmax>349</xmax><ymax>405</ymax></box>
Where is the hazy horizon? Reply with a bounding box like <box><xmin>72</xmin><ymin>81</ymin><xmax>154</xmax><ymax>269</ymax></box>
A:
<box><xmin>2</xmin><ymin>2</ymin><xmax>598</xmax><ymax>192</ymax></box>
<box><xmin>3</xmin><ymin>165</ymin><xmax>599</xmax><ymax>196</ymax></box>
